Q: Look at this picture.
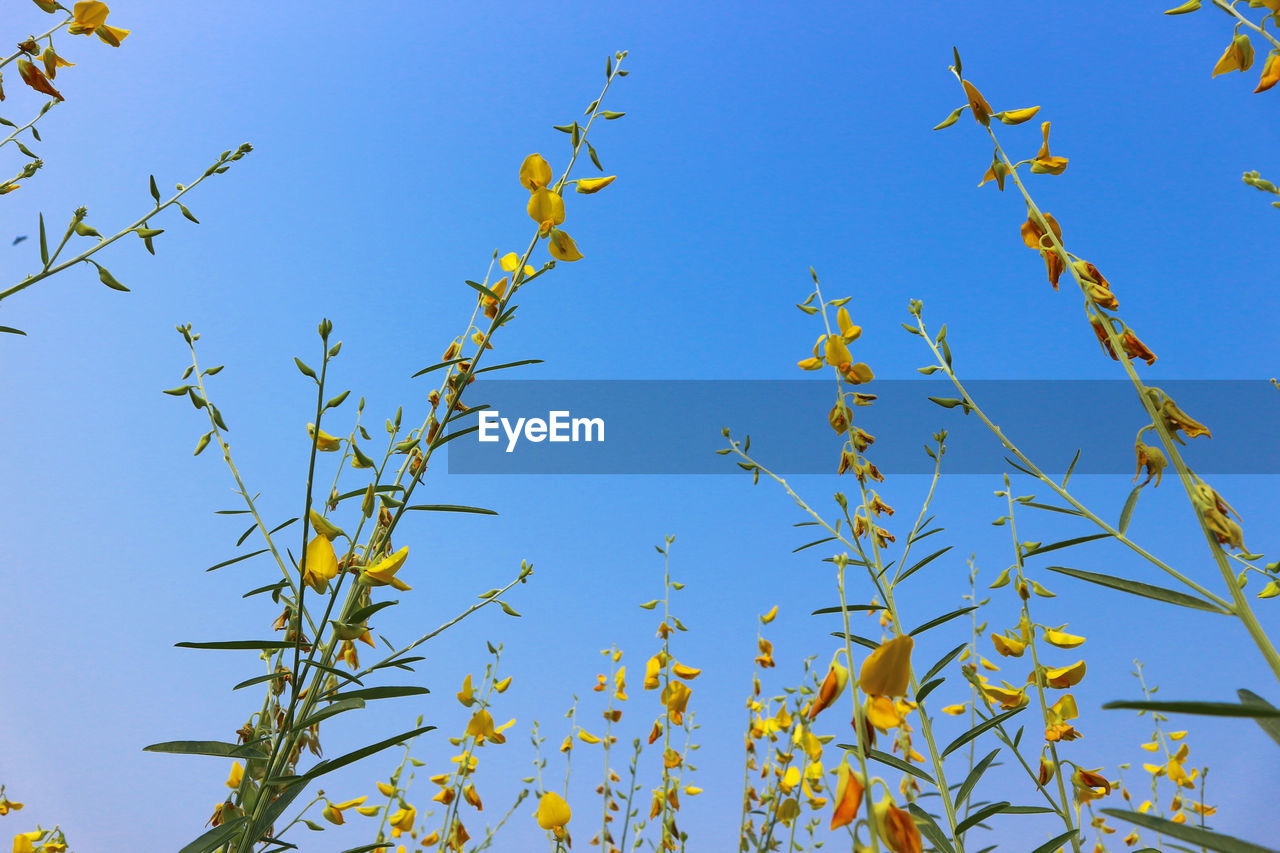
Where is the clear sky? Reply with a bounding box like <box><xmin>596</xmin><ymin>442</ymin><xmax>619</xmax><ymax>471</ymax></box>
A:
<box><xmin>1</xmin><ymin>1</ymin><xmax>1277</xmax><ymax>850</ymax></box>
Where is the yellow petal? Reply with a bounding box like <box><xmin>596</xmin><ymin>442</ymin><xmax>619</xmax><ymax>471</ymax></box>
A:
<box><xmin>836</xmin><ymin>307</ymin><xmax>861</xmax><ymax>342</ymax></box>
<box><xmin>72</xmin><ymin>1</ymin><xmax>110</xmax><ymax>29</ymax></box>
<box><xmin>519</xmin><ymin>153</ymin><xmax>553</xmax><ymax>190</ymax></box>
<box><xmin>823</xmin><ymin>334</ymin><xmax>852</xmax><ymax>367</ymax></box>
<box><xmin>225</xmin><ymin>761</ymin><xmax>243</xmax><ymax>788</ymax></box>
<box><xmin>575</xmin><ymin>176</ymin><xmax>616</xmax><ymax>194</ymax></box>
<box><xmin>304</xmin><ymin>535</ymin><xmax>340</xmax><ymax>592</ymax></box>
<box><xmin>535</xmin><ymin>791</ymin><xmax>572</xmax><ymax>830</ymax></box>
<box><xmin>859</xmin><ymin>635</ymin><xmax>913</xmax><ymax>697</ymax></box>
<box><xmin>548</xmin><ymin>228</ymin><xmax>583</xmax><ymax>261</ymax></box>
<box><xmin>527</xmin><ymin>188</ymin><xmax>566</xmax><ymax>230</ymax></box>
<box><xmin>1043</xmin><ymin>628</ymin><xmax>1086</xmax><ymax>648</ymax></box>
<box><xmin>997</xmin><ymin>106</ymin><xmax>1041</xmax><ymax>125</ymax></box>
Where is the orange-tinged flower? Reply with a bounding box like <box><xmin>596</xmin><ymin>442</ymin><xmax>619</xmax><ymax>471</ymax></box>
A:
<box><xmin>859</xmin><ymin>635</ymin><xmax>913</xmax><ymax>698</ymax></box>
<box><xmin>961</xmin><ymin>80</ymin><xmax>992</xmax><ymax>125</ymax></box>
<box><xmin>823</xmin><ymin>334</ymin><xmax>853</xmax><ymax>368</ymax></box>
<box><xmin>68</xmin><ymin>2</ymin><xmax>130</xmax><ymax>45</ymax></box>
<box><xmin>836</xmin><ymin>307</ymin><xmax>862</xmax><ymax>343</ymax></box>
<box><xmin>519</xmin><ymin>154</ymin><xmax>553</xmax><ymax>190</ymax></box>
<box><xmin>981</xmin><ymin>681</ymin><xmax>1029</xmax><ymax>710</ymax></box>
<box><xmin>1031</xmin><ymin>122</ymin><xmax>1069</xmax><ymax>175</ymax></box>
<box><xmin>40</xmin><ymin>46</ymin><xmax>74</xmax><ymax>79</ymax></box>
<box><xmin>809</xmin><ymin>652</ymin><xmax>849</xmax><ymax>719</ymax></box>
<box><xmin>536</xmin><ymin>791</ymin><xmax>572</xmax><ymax>838</ymax></box>
<box><xmin>1071</xmin><ymin>767</ymin><xmax>1112</xmax><ymax>805</ymax></box>
<box><xmin>662</xmin><ymin>680</ymin><xmax>692</xmax><ymax>724</ymax></box>
<box><xmin>672</xmin><ymin>662</ymin><xmax>701</xmax><ymax>680</ymax></box>
<box><xmin>1256</xmin><ymin>50</ymin><xmax>1280</xmax><ymax>92</ymax></box>
<box><xmin>17</xmin><ymin>59</ymin><xmax>63</xmax><ymax>101</ymax></box>
<box><xmin>1213</xmin><ymin>33</ymin><xmax>1255</xmax><ymax>77</ymax></box>
<box><xmin>1020</xmin><ymin>213</ymin><xmax>1065</xmax><ymax>290</ymax></box>
<box><xmin>0</xmin><ymin>795</ymin><xmax>23</xmax><ymax>815</ymax></box>
<box><xmin>873</xmin><ymin>795</ymin><xmax>923</xmax><ymax>853</ymax></box>
<box><xmin>1159</xmin><ymin>397</ymin><xmax>1211</xmax><ymax>443</ymax></box>
<box><xmin>830</xmin><ymin>760</ymin><xmax>865</xmax><ymax>829</ymax></box>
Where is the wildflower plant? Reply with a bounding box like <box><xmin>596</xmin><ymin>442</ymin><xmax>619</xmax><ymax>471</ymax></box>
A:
<box><xmin>1</xmin><ymin>1</ymin><xmax>252</xmax><ymax>332</ymax></box>
<box><xmin>135</xmin><ymin>52</ymin><xmax>630</xmax><ymax>852</ymax></box>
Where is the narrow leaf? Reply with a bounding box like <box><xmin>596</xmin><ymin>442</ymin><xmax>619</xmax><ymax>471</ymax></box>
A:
<box><xmin>1045</xmin><ymin>566</ymin><xmax>1228</xmax><ymax>614</ymax></box>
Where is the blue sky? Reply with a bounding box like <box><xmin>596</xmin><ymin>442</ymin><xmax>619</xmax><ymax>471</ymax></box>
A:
<box><xmin>1</xmin><ymin>1</ymin><xmax>1278</xmax><ymax>849</ymax></box>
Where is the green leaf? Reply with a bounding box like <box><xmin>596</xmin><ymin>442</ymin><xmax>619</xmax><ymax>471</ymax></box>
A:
<box><xmin>404</xmin><ymin>504</ymin><xmax>498</xmax><ymax>515</ymax></box>
<box><xmin>347</xmin><ymin>599</ymin><xmax>398</xmax><ymax>624</ymax></box>
<box><xmin>923</xmin><ymin>642</ymin><xmax>967</xmax><ymax>684</ymax></box>
<box><xmin>143</xmin><ymin>739</ymin><xmax>269</xmax><ymax>758</ymax></box>
<box><xmin>324</xmin><ymin>685</ymin><xmax>429</xmax><ymax>703</ymax></box>
<box><xmin>241</xmin><ymin>580</ymin><xmax>287</xmax><ymax>599</ymax></box>
<box><xmin>898</xmin><ymin>546</ymin><xmax>953</xmax><ymax>582</ymax></box>
<box><xmin>38</xmin><ymin>212</ymin><xmax>48</xmax><ymax>265</ymax></box>
<box><xmin>846</xmin><ymin>747</ymin><xmax>936</xmax><ymax>784</ymax></box>
<box><xmin>830</xmin><ymin>630</ymin><xmax>880</xmax><ymax>651</ymax></box>
<box><xmin>955</xmin><ymin>801</ymin><xmax>1010</xmax><ymax>835</ymax></box>
<box><xmin>1020</xmin><ymin>533</ymin><xmax>1111</xmax><ymax>558</ymax></box>
<box><xmin>1020</xmin><ymin>501</ymin><xmax>1083</xmax><ymax>517</ymax></box>
<box><xmin>472</xmin><ymin>358</ymin><xmax>545</xmax><ymax>376</ymax></box>
<box><xmin>499</xmin><ymin>600</ymin><xmax>521</xmax><ymax>617</ymax></box>
<box><xmin>206</xmin><ymin>548</ymin><xmax>268</xmax><ymax>572</ymax></box>
<box><xmin>411</xmin><ymin>356</ymin><xmax>467</xmax><ymax>378</ymax></box>
<box><xmin>794</xmin><ymin>536</ymin><xmax>837</xmax><ymax>553</ymax></box>
<box><xmin>232</xmin><ymin>672</ymin><xmax>284</xmax><ymax>691</ymax></box>
<box><xmin>178</xmin><ymin>817</ymin><xmax>250</xmax><ymax>853</ymax></box>
<box><xmin>294</xmin><ymin>357</ymin><xmax>317</xmax><ymax>379</ymax></box>
<box><xmin>93</xmin><ymin>261</ymin><xmax>129</xmax><ymax>291</ymax></box>
<box><xmin>1101</xmin><ymin>810</ymin><xmax>1280</xmax><ymax>853</ymax></box>
<box><xmin>811</xmin><ymin>603</ymin><xmax>885</xmax><ymax>616</ymax></box>
<box><xmin>916</xmin><ymin>677</ymin><xmax>944</xmax><ymax>703</ymax></box>
<box><xmin>601</xmin><ymin>110</ymin><xmax>625</xmax><ymax>119</ymax></box>
<box><xmin>465</xmin><ymin>279</ymin><xmax>500</xmax><ymax>301</ymax></box>
<box><xmin>1118</xmin><ymin>485</ymin><xmax>1142</xmax><ymax>535</ymax></box>
<box><xmin>179</xmin><ymin>203</ymin><xmax>200</xmax><ymax>223</ymax></box>
<box><xmin>943</xmin><ymin>707</ymin><xmax>1024</xmax><ymax>757</ymax></box>
<box><xmin>0</xmin><ymin>326</ymin><xmax>27</xmax><ymax>336</ymax></box>
<box><xmin>1030</xmin><ymin>830</ymin><xmax>1079</xmax><ymax>853</ymax></box>
<box><xmin>1045</xmin><ymin>566</ymin><xmax>1228</xmax><ymax>614</ymax></box>
<box><xmin>193</xmin><ymin>431</ymin><xmax>213</xmax><ymax>456</ymax></box>
<box><xmin>175</xmin><ymin>640</ymin><xmax>296</xmax><ymax>651</ymax></box>
<box><xmin>1102</xmin><ymin>699</ymin><xmax>1280</xmax><ymax>720</ymax></box>
<box><xmin>955</xmin><ymin>749</ymin><xmax>1000</xmax><ymax>809</ymax></box>
<box><xmin>1238</xmin><ymin>689</ymin><xmax>1280</xmax><ymax>747</ymax></box>
<box><xmin>906</xmin><ymin>803</ymin><xmax>956</xmax><ymax>853</ymax></box>
<box><xmin>291</xmin><ymin>697</ymin><xmax>365</xmax><ymax>732</ymax></box>
<box><xmin>290</xmin><ymin>724</ymin><xmax>435</xmax><ymax>783</ymax></box>
<box><xmin>430</xmin><ymin>424</ymin><xmax>479</xmax><ymax>449</ymax></box>
<box><xmin>909</xmin><ymin>605</ymin><xmax>977</xmax><ymax>636</ymax></box>
<box><xmin>1062</xmin><ymin>448</ymin><xmax>1081</xmax><ymax>486</ymax></box>
<box><xmin>150</xmin><ymin>174</ymin><xmax>161</xmax><ymax>203</ymax></box>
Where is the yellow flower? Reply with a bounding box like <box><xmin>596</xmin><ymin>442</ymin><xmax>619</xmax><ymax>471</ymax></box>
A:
<box><xmin>468</xmin><ymin>709</ymin><xmax>508</xmax><ymax>744</ymax></box>
<box><xmin>1213</xmin><ymin>33</ymin><xmax>1255</xmax><ymax>77</ymax></box>
<box><xmin>306</xmin><ymin>423</ymin><xmax>342</xmax><ymax>451</ymax></box>
<box><xmin>322</xmin><ymin>796</ymin><xmax>369</xmax><ymax>825</ymax></box>
<box><xmin>457</xmin><ymin>674</ymin><xmax>476</xmax><ymax>707</ymax></box>
<box><xmin>780</xmin><ymin>765</ymin><xmax>802</xmax><ymax>794</ymax></box>
<box><xmin>830</xmin><ymin>760</ymin><xmax>865</xmax><ymax>830</ymax></box>
<box><xmin>941</xmin><ymin>703</ymin><xmax>966</xmax><ymax>716</ymax></box>
<box><xmin>990</xmin><ymin>632</ymin><xmax>1026</xmax><ymax>657</ymax></box>
<box><xmin>548</xmin><ymin>228</ymin><xmax>583</xmax><ymax>261</ymax></box>
<box><xmin>519</xmin><ymin>154</ymin><xmax>553</xmax><ymax>190</ymax></box>
<box><xmin>536</xmin><ymin>791</ymin><xmax>572</xmax><ymax>838</ymax></box>
<box><xmin>12</xmin><ymin>832</ymin><xmax>42</xmax><ymax>853</ymax></box>
<box><xmin>865</xmin><ymin>695</ymin><xmax>900</xmax><ymax>731</ymax></box>
<box><xmin>363</xmin><ymin>545</ymin><xmax>410</xmax><ymax>590</ymax></box>
<box><xmin>873</xmin><ymin>795</ymin><xmax>923</xmax><ymax>853</ymax></box>
<box><xmin>499</xmin><ymin>252</ymin><xmax>536</xmax><ymax>279</ymax></box>
<box><xmin>1071</xmin><ymin>767</ymin><xmax>1112</xmax><ymax>805</ymax></box>
<box><xmin>823</xmin><ymin>334</ymin><xmax>852</xmax><ymax>368</ymax></box>
<box><xmin>807</xmin><ymin>651</ymin><xmax>849</xmax><ymax>720</ymax></box>
<box><xmin>662</xmin><ymin>680</ymin><xmax>692</xmax><ymax>724</ymax></box>
<box><xmin>225</xmin><ymin>761</ymin><xmax>243</xmax><ymax>789</ymax></box>
<box><xmin>996</xmin><ymin>105</ymin><xmax>1041</xmax><ymax>125</ymax></box>
<box><xmin>377</xmin><ymin>781</ymin><xmax>396</xmax><ymax>797</ymax></box>
<box><xmin>859</xmin><ymin>635</ymin><xmax>913</xmax><ymax>698</ymax></box>
<box><xmin>761</xmin><ymin>604</ymin><xmax>779</xmax><ymax>624</ymax></box>
<box><xmin>1035</xmin><ymin>660</ymin><xmax>1086</xmax><ymax>689</ymax></box>
<box><xmin>1256</xmin><ymin>50</ymin><xmax>1280</xmax><ymax>92</ymax></box>
<box><xmin>961</xmin><ymin>79</ymin><xmax>992</xmax><ymax>125</ymax></box>
<box><xmin>40</xmin><ymin>46</ymin><xmax>74</xmax><ymax>79</ymax></box>
<box><xmin>644</xmin><ymin>652</ymin><xmax>663</xmax><ymax>690</ymax></box>
<box><xmin>527</xmin><ymin>188</ymin><xmax>565</xmax><ymax>234</ymax></box>
<box><xmin>980</xmin><ymin>681</ymin><xmax>1029</xmax><ymax>710</ymax></box>
<box><xmin>0</xmin><ymin>796</ymin><xmax>24</xmax><ymax>816</ymax></box>
<box><xmin>1031</xmin><ymin>122</ymin><xmax>1069</xmax><ymax>175</ymax></box>
<box><xmin>1043</xmin><ymin>628</ymin><xmax>1086</xmax><ymax>649</ymax></box>
<box><xmin>575</xmin><ymin>175</ymin><xmax>616</xmax><ymax>193</ymax></box>
<box><xmin>672</xmin><ymin>662</ymin><xmax>701</xmax><ymax>680</ymax></box>
<box><xmin>68</xmin><ymin>2</ymin><xmax>131</xmax><ymax>45</ymax></box>
<box><xmin>388</xmin><ymin>803</ymin><xmax>416</xmax><ymax>836</ymax></box>
<box><xmin>836</xmin><ymin>307</ymin><xmax>861</xmax><ymax>342</ymax></box>
<box><xmin>303</xmin><ymin>535</ymin><xmax>340</xmax><ymax>594</ymax></box>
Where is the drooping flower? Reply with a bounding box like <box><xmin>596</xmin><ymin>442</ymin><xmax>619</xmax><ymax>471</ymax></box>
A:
<box><xmin>306</xmin><ymin>423</ymin><xmax>342</xmax><ymax>451</ymax></box>
<box><xmin>225</xmin><ymin>761</ymin><xmax>243</xmax><ymax>789</ymax></box>
<box><xmin>1256</xmin><ymin>50</ymin><xmax>1280</xmax><ymax>92</ymax></box>
<box><xmin>323</xmin><ymin>796</ymin><xmax>369</xmax><ymax>826</ymax></box>
<box><xmin>991</xmin><ymin>632</ymin><xmax>1027</xmax><ymax>658</ymax></box>
<box><xmin>303</xmin><ymin>535</ymin><xmax>340</xmax><ymax>594</ymax></box>
<box><xmin>1030</xmin><ymin>122</ymin><xmax>1069</xmax><ymax>175</ymax></box>
<box><xmin>808</xmin><ymin>651</ymin><xmax>849</xmax><ymax>719</ymax></box>
<box><xmin>859</xmin><ymin>635</ymin><xmax>914</xmax><ymax>698</ymax></box>
<box><xmin>1071</xmin><ymin>767</ymin><xmax>1112</xmax><ymax>805</ymax></box>
<box><xmin>388</xmin><ymin>802</ymin><xmax>416</xmax><ymax>837</ymax></box>
<box><xmin>1212</xmin><ymin>33</ymin><xmax>1255</xmax><ymax>77</ymax></box>
<box><xmin>17</xmin><ymin>59</ymin><xmax>63</xmax><ymax>101</ymax></box>
<box><xmin>1019</xmin><ymin>212</ymin><xmax>1065</xmax><ymax>289</ymax></box>
<box><xmin>829</xmin><ymin>760</ymin><xmax>865</xmax><ymax>829</ymax></box>
<box><xmin>457</xmin><ymin>674</ymin><xmax>476</xmax><ymax>707</ymax></box>
<box><xmin>362</xmin><ymin>545</ymin><xmax>410</xmax><ymax>590</ymax></box>
<box><xmin>873</xmin><ymin>794</ymin><xmax>923</xmax><ymax>853</ymax></box>
<box><xmin>961</xmin><ymin>80</ymin><xmax>992</xmax><ymax>125</ymax></box>
<box><xmin>535</xmin><ymin>791</ymin><xmax>572</xmax><ymax>839</ymax></box>
<box><xmin>1035</xmin><ymin>660</ymin><xmax>1087</xmax><ymax>689</ymax></box>
<box><xmin>575</xmin><ymin>175</ymin><xmax>616</xmax><ymax>193</ymax></box>
<box><xmin>68</xmin><ymin>2</ymin><xmax>131</xmax><ymax>45</ymax></box>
